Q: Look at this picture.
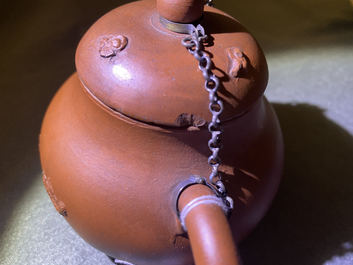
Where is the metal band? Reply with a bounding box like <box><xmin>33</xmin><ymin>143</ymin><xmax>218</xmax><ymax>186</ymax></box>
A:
<box><xmin>159</xmin><ymin>16</ymin><xmax>203</xmax><ymax>34</ymax></box>
<box><xmin>174</xmin><ymin>176</ymin><xmax>233</xmax><ymax>218</ymax></box>
<box><xmin>173</xmin><ymin>176</ymin><xmax>207</xmax><ymax>215</ymax></box>
<box><xmin>179</xmin><ymin>195</ymin><xmax>229</xmax><ymax>231</ymax></box>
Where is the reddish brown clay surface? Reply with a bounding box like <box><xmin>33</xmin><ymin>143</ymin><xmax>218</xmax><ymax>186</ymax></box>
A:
<box><xmin>178</xmin><ymin>184</ymin><xmax>241</xmax><ymax>265</ymax></box>
<box><xmin>40</xmin><ymin>73</ymin><xmax>283</xmax><ymax>265</ymax></box>
<box><xmin>75</xmin><ymin>0</ymin><xmax>268</xmax><ymax>127</ymax></box>
<box><xmin>40</xmin><ymin>1</ymin><xmax>283</xmax><ymax>264</ymax></box>
<box><xmin>157</xmin><ymin>0</ymin><xmax>204</xmax><ymax>23</ymax></box>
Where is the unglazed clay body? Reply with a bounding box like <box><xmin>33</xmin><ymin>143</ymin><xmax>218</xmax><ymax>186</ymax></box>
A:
<box><xmin>40</xmin><ymin>1</ymin><xmax>283</xmax><ymax>264</ymax></box>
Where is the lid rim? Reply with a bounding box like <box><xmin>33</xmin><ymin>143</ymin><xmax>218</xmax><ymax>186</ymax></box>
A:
<box><xmin>79</xmin><ymin>75</ymin><xmax>250</xmax><ymax>131</ymax></box>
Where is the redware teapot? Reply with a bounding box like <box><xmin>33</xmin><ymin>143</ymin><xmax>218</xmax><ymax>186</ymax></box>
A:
<box><xmin>39</xmin><ymin>0</ymin><xmax>283</xmax><ymax>264</ymax></box>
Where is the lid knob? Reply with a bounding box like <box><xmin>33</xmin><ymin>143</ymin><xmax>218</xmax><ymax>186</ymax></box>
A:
<box><xmin>157</xmin><ymin>0</ymin><xmax>204</xmax><ymax>23</ymax></box>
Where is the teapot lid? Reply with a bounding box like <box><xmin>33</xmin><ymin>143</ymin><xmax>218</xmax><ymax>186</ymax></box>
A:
<box><xmin>76</xmin><ymin>0</ymin><xmax>268</xmax><ymax>128</ymax></box>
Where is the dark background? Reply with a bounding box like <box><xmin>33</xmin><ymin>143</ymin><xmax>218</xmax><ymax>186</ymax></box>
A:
<box><xmin>0</xmin><ymin>0</ymin><xmax>353</xmax><ymax>264</ymax></box>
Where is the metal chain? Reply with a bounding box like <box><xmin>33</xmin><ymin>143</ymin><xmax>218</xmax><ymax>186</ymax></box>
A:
<box><xmin>181</xmin><ymin>25</ymin><xmax>233</xmax><ymax>210</ymax></box>
<box><xmin>205</xmin><ymin>0</ymin><xmax>214</xmax><ymax>6</ymax></box>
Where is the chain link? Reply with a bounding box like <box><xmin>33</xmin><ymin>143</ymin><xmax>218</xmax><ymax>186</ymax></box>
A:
<box><xmin>182</xmin><ymin>24</ymin><xmax>233</xmax><ymax>210</ymax></box>
<box><xmin>205</xmin><ymin>0</ymin><xmax>214</xmax><ymax>6</ymax></box>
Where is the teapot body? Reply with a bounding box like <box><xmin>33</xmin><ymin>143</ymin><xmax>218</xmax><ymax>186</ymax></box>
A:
<box><xmin>40</xmin><ymin>73</ymin><xmax>283</xmax><ymax>265</ymax></box>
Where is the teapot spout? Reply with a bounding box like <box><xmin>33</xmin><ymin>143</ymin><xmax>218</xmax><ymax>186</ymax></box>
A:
<box><xmin>178</xmin><ymin>184</ymin><xmax>242</xmax><ymax>265</ymax></box>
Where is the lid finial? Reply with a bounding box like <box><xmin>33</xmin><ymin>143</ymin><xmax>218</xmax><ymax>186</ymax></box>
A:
<box><xmin>157</xmin><ymin>0</ymin><xmax>204</xmax><ymax>23</ymax></box>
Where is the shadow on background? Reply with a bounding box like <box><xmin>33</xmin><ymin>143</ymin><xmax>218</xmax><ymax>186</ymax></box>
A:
<box><xmin>216</xmin><ymin>0</ymin><xmax>353</xmax><ymax>53</ymax></box>
<box><xmin>240</xmin><ymin>103</ymin><xmax>353</xmax><ymax>265</ymax></box>
<box><xmin>0</xmin><ymin>0</ymin><xmax>352</xmax><ymax>263</ymax></box>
